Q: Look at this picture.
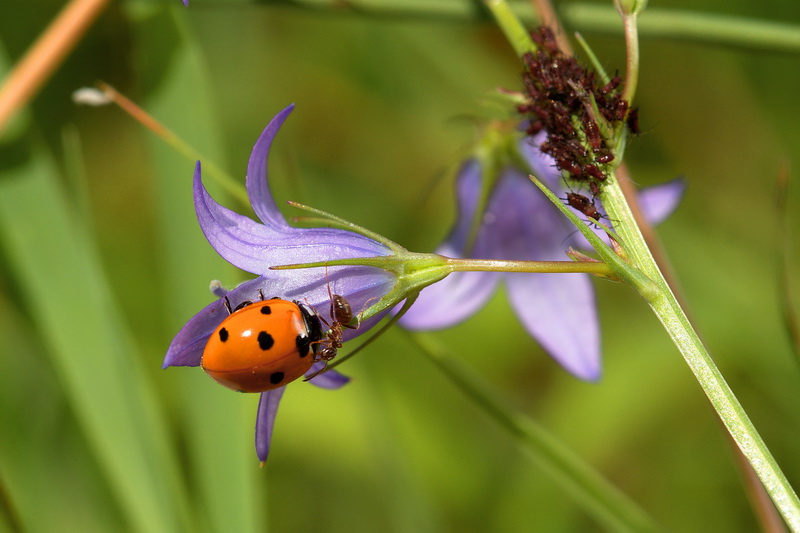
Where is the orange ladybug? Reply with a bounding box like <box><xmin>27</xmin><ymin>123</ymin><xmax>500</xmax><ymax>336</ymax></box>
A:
<box><xmin>201</xmin><ymin>295</ymin><xmax>323</xmax><ymax>392</ymax></box>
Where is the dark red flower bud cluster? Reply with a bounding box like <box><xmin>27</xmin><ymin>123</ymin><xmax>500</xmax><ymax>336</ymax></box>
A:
<box><xmin>517</xmin><ymin>27</ymin><xmax>638</xmax><ymax>195</ymax></box>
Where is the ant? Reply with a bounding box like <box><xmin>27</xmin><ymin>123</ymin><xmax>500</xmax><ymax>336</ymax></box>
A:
<box><xmin>315</xmin><ymin>289</ymin><xmax>357</xmax><ymax>362</ymax></box>
<box><xmin>304</xmin><ymin>268</ymin><xmax>360</xmax><ymax>380</ymax></box>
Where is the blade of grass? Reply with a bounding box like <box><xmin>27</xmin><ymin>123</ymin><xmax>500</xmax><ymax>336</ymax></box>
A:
<box><xmin>128</xmin><ymin>5</ymin><xmax>265</xmax><ymax>531</ymax></box>
<box><xmin>0</xmin><ymin>138</ymin><xmax>195</xmax><ymax>533</ymax></box>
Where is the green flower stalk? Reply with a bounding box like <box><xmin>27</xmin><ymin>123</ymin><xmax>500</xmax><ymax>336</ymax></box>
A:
<box><xmin>486</xmin><ymin>0</ymin><xmax>800</xmax><ymax>528</ymax></box>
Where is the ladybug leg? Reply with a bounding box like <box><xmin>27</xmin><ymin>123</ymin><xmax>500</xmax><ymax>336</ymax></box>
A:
<box><xmin>223</xmin><ymin>296</ymin><xmax>233</xmax><ymax>315</ymax></box>
<box><xmin>257</xmin><ymin>289</ymin><xmax>265</xmax><ymax>301</ymax></box>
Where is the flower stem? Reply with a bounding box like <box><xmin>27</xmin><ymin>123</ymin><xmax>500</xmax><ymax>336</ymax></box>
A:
<box><xmin>262</xmin><ymin>1</ymin><xmax>800</xmax><ymax>55</ymax></box>
<box><xmin>592</xmin><ymin>11</ymin><xmax>800</xmax><ymax>524</ymax></box>
<box><xmin>483</xmin><ymin>0</ymin><xmax>537</xmax><ymax>56</ymax></box>
<box><xmin>410</xmin><ymin>332</ymin><xmax>660</xmax><ymax>532</ymax></box>
<box><xmin>447</xmin><ymin>257</ymin><xmax>614</xmax><ymax>276</ymax></box>
<box><xmin>562</xmin><ymin>4</ymin><xmax>800</xmax><ymax>54</ymax></box>
<box><xmin>621</xmin><ymin>13</ymin><xmax>640</xmax><ymax>103</ymax></box>
<box><xmin>602</xmin><ymin>161</ymin><xmax>800</xmax><ymax>531</ymax></box>
<box><xmin>486</xmin><ymin>0</ymin><xmax>800</xmax><ymax>525</ymax></box>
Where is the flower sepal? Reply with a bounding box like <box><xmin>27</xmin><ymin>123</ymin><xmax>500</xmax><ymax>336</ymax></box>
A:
<box><xmin>566</xmin><ymin>248</ymin><xmax>623</xmax><ymax>282</ymax></box>
<box><xmin>528</xmin><ymin>173</ymin><xmax>658</xmax><ymax>299</ymax></box>
<box><xmin>271</xmin><ymin>250</ymin><xmax>452</xmax><ymax>324</ymax></box>
<box><xmin>614</xmin><ymin>0</ymin><xmax>648</xmax><ymax>16</ymax></box>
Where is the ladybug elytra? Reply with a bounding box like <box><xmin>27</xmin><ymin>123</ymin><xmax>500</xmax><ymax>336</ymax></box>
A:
<box><xmin>201</xmin><ymin>296</ymin><xmax>324</xmax><ymax>393</ymax></box>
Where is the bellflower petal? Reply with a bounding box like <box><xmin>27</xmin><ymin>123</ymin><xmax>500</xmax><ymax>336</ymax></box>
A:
<box><xmin>164</xmin><ymin>277</ymin><xmax>264</xmax><ymax>368</ymax></box>
<box><xmin>477</xmin><ymin>168</ymin><xmax>570</xmax><ymax>261</ymax></box>
<box><xmin>165</xmin><ymin>265</ymin><xmax>395</xmax><ymax>369</ymax></box>
<box><xmin>246</xmin><ymin>105</ymin><xmax>294</xmax><ymax>228</ymax></box>
<box><xmin>487</xmin><ymin>168</ymin><xmax>601</xmax><ymax>378</ymax></box>
<box><xmin>506</xmin><ymin>273</ymin><xmax>601</xmax><ymax>381</ymax></box>
<box><xmin>519</xmin><ymin>134</ymin><xmax>686</xmax><ymax>247</ymax></box>
<box><xmin>400</xmin><ymin>160</ymin><xmax>499</xmax><ymax>329</ymax></box>
<box><xmin>638</xmin><ymin>177</ymin><xmax>686</xmax><ymax>225</ymax></box>
<box><xmin>195</xmin><ymin>176</ymin><xmax>391</xmax><ymax>276</ymax></box>
<box><xmin>194</xmin><ymin>105</ymin><xmax>391</xmax><ymax>276</ymax></box>
<box><xmin>402</xmin><ymin>130</ymin><xmax>684</xmax><ymax>381</ymax></box>
<box><xmin>399</xmin><ymin>271</ymin><xmax>501</xmax><ymax>330</ymax></box>
<box><xmin>171</xmin><ymin>103</ymin><xmax>396</xmax><ymax>368</ymax></box>
<box><xmin>254</xmin><ymin>362</ymin><xmax>350</xmax><ymax>464</ymax></box>
<box><xmin>165</xmin><ymin>105</ymin><xmax>406</xmax><ymax>462</ymax></box>
<box><xmin>518</xmin><ymin>132</ymin><xmax>562</xmax><ymax>189</ymax></box>
<box><xmin>444</xmin><ymin>159</ymin><xmax>483</xmax><ymax>253</ymax></box>
<box><xmin>305</xmin><ymin>361</ymin><xmax>351</xmax><ymax>389</ymax></box>
<box><xmin>255</xmin><ymin>387</ymin><xmax>285</xmax><ymax>464</ymax></box>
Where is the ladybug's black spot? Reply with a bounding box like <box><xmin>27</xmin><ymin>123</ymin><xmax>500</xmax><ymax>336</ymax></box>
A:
<box><xmin>257</xmin><ymin>331</ymin><xmax>274</xmax><ymax>351</ymax></box>
<box><xmin>296</xmin><ymin>334</ymin><xmax>311</xmax><ymax>357</ymax></box>
<box><xmin>270</xmin><ymin>372</ymin><xmax>285</xmax><ymax>385</ymax></box>
<box><xmin>260</xmin><ymin>305</ymin><xmax>271</xmax><ymax>315</ymax></box>
<box><xmin>218</xmin><ymin>327</ymin><xmax>229</xmax><ymax>342</ymax></box>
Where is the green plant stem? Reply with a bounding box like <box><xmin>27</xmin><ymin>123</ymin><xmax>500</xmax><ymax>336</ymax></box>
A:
<box><xmin>621</xmin><ymin>12</ymin><xmax>639</xmax><ymax>104</ymax></box>
<box><xmin>484</xmin><ymin>0</ymin><xmax>537</xmax><ymax>56</ymax></box>
<box><xmin>247</xmin><ymin>0</ymin><xmax>800</xmax><ymax>55</ymax></box>
<box><xmin>410</xmin><ymin>332</ymin><xmax>659</xmax><ymax>532</ymax></box>
<box><xmin>447</xmin><ymin>257</ymin><xmax>613</xmax><ymax>276</ymax></box>
<box><xmin>487</xmin><ymin>1</ymin><xmax>800</xmax><ymax>526</ymax></box>
<box><xmin>273</xmin><ymin>254</ymin><xmax>614</xmax><ymax>277</ymax></box>
<box><xmin>561</xmin><ymin>5</ymin><xmax>800</xmax><ymax>54</ymax></box>
<box><xmin>601</xmin><ymin>180</ymin><xmax>800</xmax><ymax>530</ymax></box>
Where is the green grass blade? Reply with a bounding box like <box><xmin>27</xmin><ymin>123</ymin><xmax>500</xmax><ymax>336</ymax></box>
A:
<box><xmin>0</xmin><ymin>140</ymin><xmax>194</xmax><ymax>533</ymax></box>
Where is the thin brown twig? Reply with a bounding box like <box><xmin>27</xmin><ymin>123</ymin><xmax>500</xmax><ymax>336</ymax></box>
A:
<box><xmin>0</xmin><ymin>0</ymin><xmax>109</xmax><ymax>135</ymax></box>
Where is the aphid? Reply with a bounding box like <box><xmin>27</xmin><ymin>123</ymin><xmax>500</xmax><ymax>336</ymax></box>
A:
<box><xmin>626</xmin><ymin>107</ymin><xmax>641</xmax><ymax>135</ymax></box>
<box><xmin>565</xmin><ymin>192</ymin><xmax>602</xmax><ymax>222</ymax></box>
<box><xmin>599</xmin><ymin>75</ymin><xmax>621</xmax><ymax>96</ymax></box>
<box><xmin>581</xmin><ymin>113</ymin><xmax>603</xmax><ymax>150</ymax></box>
<box><xmin>594</xmin><ymin>150</ymin><xmax>614</xmax><ymax>164</ymax></box>
<box><xmin>582</xmin><ymin>164</ymin><xmax>607</xmax><ymax>181</ymax></box>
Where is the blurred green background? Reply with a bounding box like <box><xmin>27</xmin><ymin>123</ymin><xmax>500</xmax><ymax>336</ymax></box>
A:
<box><xmin>1</xmin><ymin>0</ymin><xmax>799</xmax><ymax>531</ymax></box>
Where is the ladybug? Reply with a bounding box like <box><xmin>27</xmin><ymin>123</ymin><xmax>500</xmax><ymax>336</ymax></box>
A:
<box><xmin>201</xmin><ymin>294</ymin><xmax>324</xmax><ymax>393</ymax></box>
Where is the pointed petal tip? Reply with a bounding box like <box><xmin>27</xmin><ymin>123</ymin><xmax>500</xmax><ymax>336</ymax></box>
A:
<box><xmin>307</xmin><ymin>364</ymin><xmax>351</xmax><ymax>389</ymax></box>
<box><xmin>571</xmin><ymin>364</ymin><xmax>602</xmax><ymax>383</ymax></box>
<box><xmin>255</xmin><ymin>387</ymin><xmax>286</xmax><ymax>464</ymax></box>
<box><xmin>193</xmin><ymin>161</ymin><xmax>202</xmax><ymax>188</ymax></box>
<box><xmin>551</xmin><ymin>353</ymin><xmax>602</xmax><ymax>383</ymax></box>
<box><xmin>273</xmin><ymin>104</ymin><xmax>295</xmax><ymax>124</ymax></box>
<box><xmin>638</xmin><ymin>175</ymin><xmax>687</xmax><ymax>225</ymax></box>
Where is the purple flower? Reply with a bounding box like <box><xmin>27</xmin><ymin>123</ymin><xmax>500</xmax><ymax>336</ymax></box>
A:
<box><xmin>164</xmin><ymin>105</ymin><xmax>396</xmax><ymax>463</ymax></box>
<box><xmin>399</xmin><ymin>132</ymin><xmax>685</xmax><ymax>381</ymax></box>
